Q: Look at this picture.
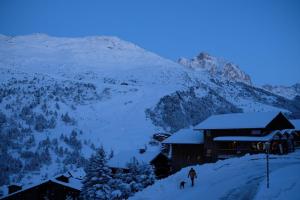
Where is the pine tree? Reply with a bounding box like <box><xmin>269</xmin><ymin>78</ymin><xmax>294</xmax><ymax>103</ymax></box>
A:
<box><xmin>125</xmin><ymin>157</ymin><xmax>156</xmax><ymax>195</ymax></box>
<box><xmin>34</xmin><ymin>114</ymin><xmax>48</xmax><ymax>131</ymax></box>
<box><xmin>61</xmin><ymin>112</ymin><xmax>72</xmax><ymax>124</ymax></box>
<box><xmin>80</xmin><ymin>146</ymin><xmax>112</xmax><ymax>200</ymax></box>
<box><xmin>109</xmin><ymin>169</ymin><xmax>131</xmax><ymax>199</ymax></box>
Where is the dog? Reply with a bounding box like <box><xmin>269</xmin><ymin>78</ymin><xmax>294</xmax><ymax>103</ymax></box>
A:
<box><xmin>180</xmin><ymin>181</ymin><xmax>186</xmax><ymax>189</ymax></box>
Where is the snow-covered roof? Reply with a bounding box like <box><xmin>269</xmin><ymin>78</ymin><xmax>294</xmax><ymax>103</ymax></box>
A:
<box><xmin>213</xmin><ymin>130</ymin><xmax>294</xmax><ymax>142</ymax></box>
<box><xmin>281</xmin><ymin>129</ymin><xmax>296</xmax><ymax>134</ymax></box>
<box><xmin>107</xmin><ymin>148</ymin><xmax>162</xmax><ymax>169</ymax></box>
<box><xmin>68</xmin><ymin>168</ymin><xmax>85</xmax><ymax>180</ymax></box>
<box><xmin>51</xmin><ymin>177</ymin><xmax>82</xmax><ymax>190</ymax></box>
<box><xmin>195</xmin><ymin>112</ymin><xmax>286</xmax><ymax>130</ymax></box>
<box><xmin>162</xmin><ymin>129</ymin><xmax>204</xmax><ymax>144</ymax></box>
<box><xmin>291</xmin><ymin>119</ymin><xmax>300</xmax><ymax>131</ymax></box>
<box><xmin>1</xmin><ymin>173</ymin><xmax>83</xmax><ymax>199</ymax></box>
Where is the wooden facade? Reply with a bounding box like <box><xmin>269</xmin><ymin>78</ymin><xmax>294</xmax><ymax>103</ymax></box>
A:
<box><xmin>291</xmin><ymin>119</ymin><xmax>300</xmax><ymax>146</ymax></box>
<box><xmin>150</xmin><ymin>153</ymin><xmax>171</xmax><ymax>178</ymax></box>
<box><xmin>162</xmin><ymin>129</ymin><xmax>204</xmax><ymax>172</ymax></box>
<box><xmin>198</xmin><ymin>112</ymin><xmax>296</xmax><ymax>162</ymax></box>
<box><xmin>294</xmin><ymin>131</ymin><xmax>300</xmax><ymax>146</ymax></box>
<box><xmin>169</xmin><ymin>144</ymin><xmax>204</xmax><ymax>172</ymax></box>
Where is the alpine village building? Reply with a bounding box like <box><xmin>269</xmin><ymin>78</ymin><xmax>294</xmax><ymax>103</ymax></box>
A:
<box><xmin>164</xmin><ymin>111</ymin><xmax>298</xmax><ymax>172</ymax></box>
<box><xmin>1</xmin><ymin>171</ymin><xmax>83</xmax><ymax>200</ymax></box>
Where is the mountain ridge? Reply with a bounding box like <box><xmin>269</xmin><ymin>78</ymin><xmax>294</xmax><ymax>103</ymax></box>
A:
<box><xmin>262</xmin><ymin>83</ymin><xmax>300</xmax><ymax>99</ymax></box>
<box><xmin>178</xmin><ymin>52</ymin><xmax>252</xmax><ymax>85</ymax></box>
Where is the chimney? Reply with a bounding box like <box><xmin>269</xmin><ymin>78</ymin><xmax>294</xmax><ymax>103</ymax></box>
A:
<box><xmin>55</xmin><ymin>175</ymin><xmax>69</xmax><ymax>183</ymax></box>
<box><xmin>8</xmin><ymin>185</ymin><xmax>22</xmax><ymax>194</ymax></box>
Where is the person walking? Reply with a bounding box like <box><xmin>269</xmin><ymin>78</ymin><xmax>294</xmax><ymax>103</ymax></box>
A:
<box><xmin>188</xmin><ymin>167</ymin><xmax>197</xmax><ymax>187</ymax></box>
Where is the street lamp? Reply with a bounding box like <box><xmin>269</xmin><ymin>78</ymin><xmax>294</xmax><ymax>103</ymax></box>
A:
<box><xmin>265</xmin><ymin>141</ymin><xmax>271</xmax><ymax>189</ymax></box>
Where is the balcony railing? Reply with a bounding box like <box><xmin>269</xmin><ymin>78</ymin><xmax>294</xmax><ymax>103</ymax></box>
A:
<box><xmin>217</xmin><ymin>148</ymin><xmax>263</xmax><ymax>155</ymax></box>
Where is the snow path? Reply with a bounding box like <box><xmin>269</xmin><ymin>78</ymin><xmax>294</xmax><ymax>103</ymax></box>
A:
<box><xmin>130</xmin><ymin>151</ymin><xmax>300</xmax><ymax>200</ymax></box>
<box><xmin>220</xmin><ymin>161</ymin><xmax>299</xmax><ymax>200</ymax></box>
<box><xmin>220</xmin><ymin>173</ymin><xmax>264</xmax><ymax>200</ymax></box>
<box><xmin>254</xmin><ymin>164</ymin><xmax>300</xmax><ymax>200</ymax></box>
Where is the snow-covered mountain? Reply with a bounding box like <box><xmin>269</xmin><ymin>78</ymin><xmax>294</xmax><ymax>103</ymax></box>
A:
<box><xmin>0</xmin><ymin>34</ymin><xmax>299</xmax><ymax>192</ymax></box>
<box><xmin>262</xmin><ymin>83</ymin><xmax>300</xmax><ymax>100</ymax></box>
<box><xmin>178</xmin><ymin>52</ymin><xmax>252</xmax><ymax>85</ymax></box>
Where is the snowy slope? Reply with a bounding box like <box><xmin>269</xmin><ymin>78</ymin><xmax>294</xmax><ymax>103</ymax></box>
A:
<box><xmin>130</xmin><ymin>150</ymin><xmax>300</xmax><ymax>200</ymax></box>
<box><xmin>0</xmin><ymin>34</ymin><xmax>192</xmax><ymax>86</ymax></box>
<box><xmin>0</xmin><ymin>34</ymin><xmax>197</xmax><ymax>190</ymax></box>
<box><xmin>0</xmin><ymin>34</ymin><xmax>299</xmax><ymax>192</ymax></box>
<box><xmin>0</xmin><ymin>34</ymin><xmax>195</xmax><ymax>151</ymax></box>
<box><xmin>262</xmin><ymin>83</ymin><xmax>300</xmax><ymax>100</ymax></box>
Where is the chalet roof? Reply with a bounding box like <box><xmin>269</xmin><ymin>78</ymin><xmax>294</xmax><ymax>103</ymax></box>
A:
<box><xmin>281</xmin><ymin>129</ymin><xmax>296</xmax><ymax>134</ymax></box>
<box><xmin>1</xmin><ymin>170</ymin><xmax>84</xmax><ymax>198</ymax></box>
<box><xmin>213</xmin><ymin>130</ymin><xmax>294</xmax><ymax>142</ymax></box>
<box><xmin>291</xmin><ymin>119</ymin><xmax>300</xmax><ymax>130</ymax></box>
<box><xmin>68</xmin><ymin>168</ymin><xmax>85</xmax><ymax>180</ymax></box>
<box><xmin>194</xmin><ymin>112</ymin><xmax>289</xmax><ymax>130</ymax></box>
<box><xmin>162</xmin><ymin>128</ymin><xmax>204</xmax><ymax>144</ymax></box>
<box><xmin>51</xmin><ymin>177</ymin><xmax>82</xmax><ymax>190</ymax></box>
<box><xmin>107</xmin><ymin>148</ymin><xmax>162</xmax><ymax>169</ymax></box>
<box><xmin>1</xmin><ymin>178</ymin><xmax>82</xmax><ymax>199</ymax></box>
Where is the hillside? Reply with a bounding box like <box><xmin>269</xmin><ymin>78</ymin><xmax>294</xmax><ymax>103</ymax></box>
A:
<box><xmin>0</xmin><ymin>34</ymin><xmax>299</xmax><ymax>192</ymax></box>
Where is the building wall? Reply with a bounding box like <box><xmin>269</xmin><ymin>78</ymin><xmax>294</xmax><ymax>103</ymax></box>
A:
<box><xmin>209</xmin><ymin>129</ymin><xmax>264</xmax><ymax>137</ymax></box>
<box><xmin>203</xmin><ymin>129</ymin><xmax>268</xmax><ymax>162</ymax></box>
<box><xmin>151</xmin><ymin>154</ymin><xmax>171</xmax><ymax>179</ymax></box>
<box><xmin>170</xmin><ymin>144</ymin><xmax>204</xmax><ymax>172</ymax></box>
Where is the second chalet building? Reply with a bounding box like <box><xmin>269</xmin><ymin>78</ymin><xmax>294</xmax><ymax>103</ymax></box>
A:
<box><xmin>194</xmin><ymin>112</ymin><xmax>295</xmax><ymax>162</ymax></box>
<box><xmin>164</xmin><ymin>111</ymin><xmax>297</xmax><ymax>172</ymax></box>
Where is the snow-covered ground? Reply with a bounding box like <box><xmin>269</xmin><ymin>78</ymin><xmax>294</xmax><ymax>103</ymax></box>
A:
<box><xmin>130</xmin><ymin>150</ymin><xmax>300</xmax><ymax>200</ymax></box>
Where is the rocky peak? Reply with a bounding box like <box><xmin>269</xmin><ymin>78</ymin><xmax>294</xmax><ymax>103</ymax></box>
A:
<box><xmin>196</xmin><ymin>52</ymin><xmax>214</xmax><ymax>61</ymax></box>
<box><xmin>178</xmin><ymin>52</ymin><xmax>252</xmax><ymax>85</ymax></box>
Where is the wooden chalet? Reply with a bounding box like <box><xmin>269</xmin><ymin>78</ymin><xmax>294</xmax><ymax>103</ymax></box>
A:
<box><xmin>162</xmin><ymin>128</ymin><xmax>204</xmax><ymax>172</ymax></box>
<box><xmin>1</xmin><ymin>172</ymin><xmax>83</xmax><ymax>200</ymax></box>
<box><xmin>194</xmin><ymin>112</ymin><xmax>295</xmax><ymax>162</ymax></box>
<box><xmin>107</xmin><ymin>148</ymin><xmax>171</xmax><ymax>179</ymax></box>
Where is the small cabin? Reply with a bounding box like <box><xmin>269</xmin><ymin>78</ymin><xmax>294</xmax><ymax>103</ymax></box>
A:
<box><xmin>107</xmin><ymin>148</ymin><xmax>171</xmax><ymax>179</ymax></box>
<box><xmin>162</xmin><ymin>128</ymin><xmax>204</xmax><ymax>172</ymax></box>
<box><xmin>194</xmin><ymin>112</ymin><xmax>295</xmax><ymax>161</ymax></box>
<box><xmin>1</xmin><ymin>179</ymin><xmax>81</xmax><ymax>200</ymax></box>
<box><xmin>1</xmin><ymin>170</ymin><xmax>84</xmax><ymax>200</ymax></box>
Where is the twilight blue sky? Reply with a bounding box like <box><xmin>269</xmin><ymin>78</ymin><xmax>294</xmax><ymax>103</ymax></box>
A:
<box><xmin>0</xmin><ymin>0</ymin><xmax>299</xmax><ymax>85</ymax></box>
